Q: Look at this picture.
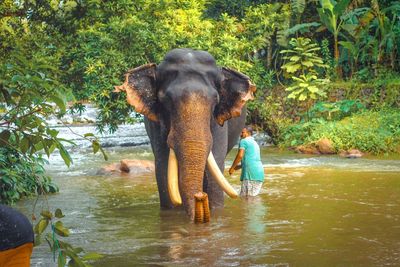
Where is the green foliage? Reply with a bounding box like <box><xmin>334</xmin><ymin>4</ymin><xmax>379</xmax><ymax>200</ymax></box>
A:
<box><xmin>281</xmin><ymin>37</ymin><xmax>327</xmax><ymax>75</ymax></box>
<box><xmin>320</xmin><ymin>38</ymin><xmax>335</xmax><ymax>77</ymax></box>
<box><xmin>204</xmin><ymin>0</ymin><xmax>266</xmax><ymax>19</ymax></box>
<box><xmin>0</xmin><ymin>147</ymin><xmax>58</xmax><ymax>204</ymax></box>
<box><xmin>285</xmin><ymin>22</ymin><xmax>321</xmax><ymax>36</ymax></box>
<box><xmin>317</xmin><ymin>0</ymin><xmax>351</xmax><ymax>76</ymax></box>
<box><xmin>241</xmin><ymin>3</ymin><xmax>291</xmax><ymax>49</ymax></box>
<box><xmin>285</xmin><ymin>73</ymin><xmax>327</xmax><ymax>101</ymax></box>
<box><xmin>34</xmin><ymin>208</ymin><xmax>103</xmax><ymax>267</ymax></box>
<box><xmin>280</xmin><ymin>108</ymin><xmax>400</xmax><ymax>154</ymax></box>
<box><xmin>1</xmin><ymin>0</ymin><xmax>400</xmax><ymax>170</ymax></box>
<box><xmin>325</xmin><ymin>73</ymin><xmax>400</xmax><ymax>108</ymax></box>
<box><xmin>280</xmin><ymin>37</ymin><xmax>328</xmax><ymax>112</ymax></box>
<box><xmin>308</xmin><ymin>100</ymin><xmax>366</xmax><ymax>121</ymax></box>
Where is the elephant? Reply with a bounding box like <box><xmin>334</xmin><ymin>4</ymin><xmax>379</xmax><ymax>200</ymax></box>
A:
<box><xmin>114</xmin><ymin>48</ymin><xmax>256</xmax><ymax>220</ymax></box>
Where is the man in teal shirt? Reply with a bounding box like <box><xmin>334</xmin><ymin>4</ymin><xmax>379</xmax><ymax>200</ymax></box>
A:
<box><xmin>229</xmin><ymin>126</ymin><xmax>265</xmax><ymax>197</ymax></box>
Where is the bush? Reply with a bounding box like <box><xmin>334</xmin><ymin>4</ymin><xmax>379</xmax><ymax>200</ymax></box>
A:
<box><xmin>280</xmin><ymin>108</ymin><xmax>400</xmax><ymax>154</ymax></box>
<box><xmin>0</xmin><ymin>147</ymin><xmax>58</xmax><ymax>204</ymax></box>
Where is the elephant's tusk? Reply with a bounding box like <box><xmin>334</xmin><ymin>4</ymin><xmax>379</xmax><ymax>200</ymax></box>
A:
<box><xmin>168</xmin><ymin>149</ymin><xmax>182</xmax><ymax>206</ymax></box>
<box><xmin>207</xmin><ymin>152</ymin><xmax>238</xmax><ymax>198</ymax></box>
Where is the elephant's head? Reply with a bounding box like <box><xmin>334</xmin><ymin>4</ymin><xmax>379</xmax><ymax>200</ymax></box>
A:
<box><xmin>114</xmin><ymin>49</ymin><xmax>255</xmax><ymax>219</ymax></box>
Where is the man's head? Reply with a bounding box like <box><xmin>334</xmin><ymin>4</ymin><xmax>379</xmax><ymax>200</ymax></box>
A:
<box><xmin>240</xmin><ymin>126</ymin><xmax>253</xmax><ymax>139</ymax></box>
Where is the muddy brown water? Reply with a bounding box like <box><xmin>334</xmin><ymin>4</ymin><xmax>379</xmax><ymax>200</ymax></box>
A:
<box><xmin>15</xmin><ymin>146</ymin><xmax>400</xmax><ymax>266</ymax></box>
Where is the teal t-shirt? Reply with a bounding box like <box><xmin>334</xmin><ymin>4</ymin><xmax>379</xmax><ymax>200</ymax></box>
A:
<box><xmin>239</xmin><ymin>136</ymin><xmax>265</xmax><ymax>182</ymax></box>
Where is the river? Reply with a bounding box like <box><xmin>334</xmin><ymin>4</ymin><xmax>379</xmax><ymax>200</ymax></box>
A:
<box><xmin>14</xmin><ymin>124</ymin><xmax>400</xmax><ymax>266</ymax></box>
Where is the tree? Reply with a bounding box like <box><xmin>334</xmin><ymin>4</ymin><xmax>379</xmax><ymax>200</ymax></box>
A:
<box><xmin>317</xmin><ymin>0</ymin><xmax>352</xmax><ymax>76</ymax></box>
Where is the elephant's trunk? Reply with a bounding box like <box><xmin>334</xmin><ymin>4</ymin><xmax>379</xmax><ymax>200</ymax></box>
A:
<box><xmin>174</xmin><ymin>139</ymin><xmax>209</xmax><ymax>220</ymax></box>
<box><xmin>166</xmin><ymin>93</ymin><xmax>238</xmax><ymax>220</ymax></box>
<box><xmin>166</xmin><ymin>94</ymin><xmax>213</xmax><ymax>220</ymax></box>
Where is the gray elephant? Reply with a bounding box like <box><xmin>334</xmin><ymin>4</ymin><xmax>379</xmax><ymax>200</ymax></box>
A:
<box><xmin>114</xmin><ymin>48</ymin><xmax>255</xmax><ymax>220</ymax></box>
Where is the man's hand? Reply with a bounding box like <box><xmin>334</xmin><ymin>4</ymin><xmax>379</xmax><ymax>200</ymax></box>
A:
<box><xmin>229</xmin><ymin>167</ymin><xmax>235</xmax><ymax>175</ymax></box>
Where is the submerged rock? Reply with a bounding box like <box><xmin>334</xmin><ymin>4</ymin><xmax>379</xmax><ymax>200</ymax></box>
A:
<box><xmin>97</xmin><ymin>159</ymin><xmax>154</xmax><ymax>176</ymax></box>
<box><xmin>295</xmin><ymin>145</ymin><xmax>320</xmax><ymax>154</ymax></box>
<box><xmin>339</xmin><ymin>149</ymin><xmax>364</xmax><ymax>158</ymax></box>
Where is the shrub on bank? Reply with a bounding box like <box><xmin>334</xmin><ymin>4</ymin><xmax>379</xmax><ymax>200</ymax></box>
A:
<box><xmin>280</xmin><ymin>109</ymin><xmax>400</xmax><ymax>154</ymax></box>
<box><xmin>0</xmin><ymin>147</ymin><xmax>58</xmax><ymax>204</ymax></box>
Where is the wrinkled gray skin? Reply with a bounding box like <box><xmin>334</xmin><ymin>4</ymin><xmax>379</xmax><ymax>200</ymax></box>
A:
<box><xmin>145</xmin><ymin>108</ymin><xmax>246</xmax><ymax>210</ymax></box>
<box><xmin>116</xmin><ymin>49</ymin><xmax>254</xmax><ymax>220</ymax></box>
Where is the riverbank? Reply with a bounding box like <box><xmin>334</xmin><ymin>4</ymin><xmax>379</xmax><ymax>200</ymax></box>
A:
<box><xmin>278</xmin><ymin>108</ymin><xmax>400</xmax><ymax>156</ymax></box>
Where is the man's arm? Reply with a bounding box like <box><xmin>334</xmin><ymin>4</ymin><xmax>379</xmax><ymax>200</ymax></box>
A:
<box><xmin>229</xmin><ymin>149</ymin><xmax>244</xmax><ymax>175</ymax></box>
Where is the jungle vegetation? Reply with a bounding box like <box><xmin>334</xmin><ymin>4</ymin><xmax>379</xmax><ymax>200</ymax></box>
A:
<box><xmin>0</xmin><ymin>1</ymin><xmax>399</xmax><ymax>264</ymax></box>
<box><xmin>1</xmin><ymin>0</ymin><xmax>400</xmax><ymax>204</ymax></box>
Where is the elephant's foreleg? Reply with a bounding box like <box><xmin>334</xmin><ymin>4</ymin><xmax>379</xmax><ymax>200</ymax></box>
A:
<box><xmin>145</xmin><ymin>119</ymin><xmax>173</xmax><ymax>209</ymax></box>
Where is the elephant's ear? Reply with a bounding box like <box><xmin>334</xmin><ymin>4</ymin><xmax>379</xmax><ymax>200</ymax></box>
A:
<box><xmin>214</xmin><ymin>67</ymin><xmax>256</xmax><ymax>126</ymax></box>
<box><xmin>114</xmin><ymin>64</ymin><xmax>158</xmax><ymax>122</ymax></box>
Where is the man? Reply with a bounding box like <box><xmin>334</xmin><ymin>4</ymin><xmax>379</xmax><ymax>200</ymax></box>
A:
<box><xmin>229</xmin><ymin>126</ymin><xmax>265</xmax><ymax>197</ymax></box>
<box><xmin>0</xmin><ymin>205</ymin><xmax>34</xmax><ymax>267</ymax></box>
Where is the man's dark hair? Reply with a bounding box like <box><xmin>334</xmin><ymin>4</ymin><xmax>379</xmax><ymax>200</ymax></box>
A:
<box><xmin>245</xmin><ymin>125</ymin><xmax>253</xmax><ymax>135</ymax></box>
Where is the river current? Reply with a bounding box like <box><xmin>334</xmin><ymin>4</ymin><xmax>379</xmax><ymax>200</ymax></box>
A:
<box><xmin>14</xmin><ymin>123</ymin><xmax>400</xmax><ymax>266</ymax></box>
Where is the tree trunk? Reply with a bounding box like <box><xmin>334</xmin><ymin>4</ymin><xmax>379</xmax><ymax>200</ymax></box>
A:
<box><xmin>334</xmin><ymin>34</ymin><xmax>342</xmax><ymax>78</ymax></box>
<box><xmin>266</xmin><ymin>43</ymin><xmax>272</xmax><ymax>69</ymax></box>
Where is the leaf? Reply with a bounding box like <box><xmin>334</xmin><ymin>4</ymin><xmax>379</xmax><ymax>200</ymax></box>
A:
<box><xmin>339</xmin><ymin>41</ymin><xmax>355</xmax><ymax>53</ymax></box>
<box><xmin>65</xmin><ymin>250</ymin><xmax>86</xmax><ymax>267</ymax></box>
<box><xmin>50</xmin><ymin>93</ymin><xmax>66</xmax><ymax>113</ymax></box>
<box><xmin>47</xmin><ymin>128</ymin><xmax>59</xmax><ymax>138</ymax></box>
<box><xmin>302</xmin><ymin>61</ymin><xmax>314</xmax><ymax>67</ymax></box>
<box><xmin>99</xmin><ymin>147</ymin><xmax>109</xmax><ymax>161</ymax></box>
<box><xmin>299</xmin><ymin>93</ymin><xmax>307</xmax><ymax>101</ymax></box>
<box><xmin>359</xmin><ymin>10</ymin><xmax>375</xmax><ymax>26</ymax></box>
<box><xmin>58</xmin><ymin>252</ymin><xmax>66</xmax><ymax>267</ymax></box>
<box><xmin>64</xmin><ymin>0</ymin><xmax>78</xmax><ymax>11</ymax></box>
<box><xmin>320</xmin><ymin>0</ymin><xmax>334</xmax><ymax>10</ymax></box>
<box><xmin>285</xmin><ymin>22</ymin><xmax>321</xmax><ymax>35</ymax></box>
<box><xmin>284</xmin><ymin>64</ymin><xmax>301</xmax><ymax>73</ymax></box>
<box><xmin>73</xmin><ymin>247</ymin><xmax>84</xmax><ymax>254</ymax></box>
<box><xmin>58</xmin><ymin>145</ymin><xmax>72</xmax><ymax>167</ymax></box>
<box><xmin>333</xmin><ymin>0</ymin><xmax>351</xmax><ymax>16</ymax></box>
<box><xmin>92</xmin><ymin>141</ymin><xmax>100</xmax><ymax>154</ymax></box>
<box><xmin>34</xmin><ymin>219</ymin><xmax>49</xmax><ymax>235</ymax></box>
<box><xmin>83</xmin><ymin>133</ymin><xmax>95</xmax><ymax>137</ymax></box>
<box><xmin>55</xmin><ymin>209</ymin><xmax>65</xmax><ymax>218</ymax></box>
<box><xmin>341</xmin><ymin>24</ymin><xmax>357</xmax><ymax>36</ymax></box>
<box><xmin>41</xmin><ymin>210</ymin><xmax>53</xmax><ymax>219</ymax></box>
<box><xmin>308</xmin><ymin>86</ymin><xmax>319</xmax><ymax>93</ymax></box>
<box><xmin>82</xmin><ymin>252</ymin><xmax>103</xmax><ymax>261</ymax></box>
<box><xmin>0</xmin><ymin>130</ymin><xmax>10</xmax><ymax>145</ymax></box>
<box><xmin>290</xmin><ymin>56</ymin><xmax>301</xmax><ymax>61</ymax></box>
<box><xmin>34</xmin><ymin>234</ymin><xmax>42</xmax><ymax>246</ymax></box>
<box><xmin>317</xmin><ymin>8</ymin><xmax>335</xmax><ymax>33</ymax></box>
<box><xmin>20</xmin><ymin>136</ymin><xmax>30</xmax><ymax>154</ymax></box>
<box><xmin>54</xmin><ymin>221</ymin><xmax>70</xmax><ymax>237</ymax></box>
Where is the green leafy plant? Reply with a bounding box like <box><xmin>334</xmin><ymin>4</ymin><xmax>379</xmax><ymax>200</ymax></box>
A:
<box><xmin>317</xmin><ymin>0</ymin><xmax>352</xmax><ymax>76</ymax></box>
<box><xmin>280</xmin><ymin>37</ymin><xmax>328</xmax><ymax>120</ymax></box>
<box><xmin>280</xmin><ymin>108</ymin><xmax>400</xmax><ymax>154</ymax></box>
<box><xmin>308</xmin><ymin>99</ymin><xmax>366</xmax><ymax>120</ymax></box>
<box><xmin>280</xmin><ymin>37</ymin><xmax>327</xmax><ymax>75</ymax></box>
<box><xmin>0</xmin><ymin>147</ymin><xmax>58</xmax><ymax>204</ymax></box>
<box><xmin>285</xmin><ymin>73</ymin><xmax>327</xmax><ymax>101</ymax></box>
<box><xmin>34</xmin><ymin>208</ymin><xmax>103</xmax><ymax>267</ymax></box>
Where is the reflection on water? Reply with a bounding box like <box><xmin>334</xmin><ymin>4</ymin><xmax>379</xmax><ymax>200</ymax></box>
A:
<box><xmin>244</xmin><ymin>197</ymin><xmax>267</xmax><ymax>234</ymax></box>
<box><xmin>15</xmin><ymin>147</ymin><xmax>400</xmax><ymax>266</ymax></box>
